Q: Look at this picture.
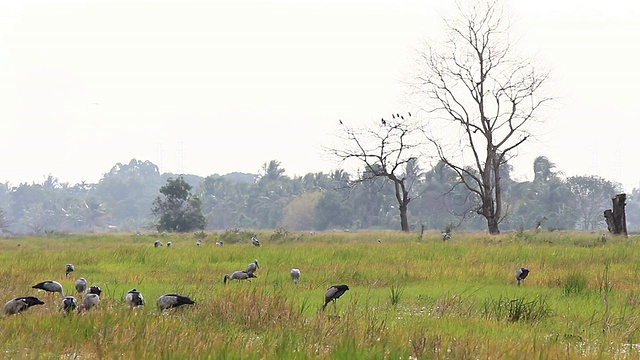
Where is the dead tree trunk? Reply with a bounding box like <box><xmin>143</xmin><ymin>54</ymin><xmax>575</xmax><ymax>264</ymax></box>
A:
<box><xmin>603</xmin><ymin>193</ymin><xmax>627</xmax><ymax>237</ymax></box>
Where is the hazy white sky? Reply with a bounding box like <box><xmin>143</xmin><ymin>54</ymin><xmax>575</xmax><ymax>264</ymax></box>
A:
<box><xmin>0</xmin><ymin>0</ymin><xmax>639</xmax><ymax>191</ymax></box>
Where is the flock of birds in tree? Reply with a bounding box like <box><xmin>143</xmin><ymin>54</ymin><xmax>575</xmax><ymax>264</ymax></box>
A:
<box><xmin>338</xmin><ymin>111</ymin><xmax>412</xmax><ymax>127</ymax></box>
<box><xmin>4</xmin><ymin>233</ymin><xmax>531</xmax><ymax>316</ymax></box>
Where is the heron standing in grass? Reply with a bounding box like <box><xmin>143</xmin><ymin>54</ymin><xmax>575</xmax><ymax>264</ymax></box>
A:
<box><xmin>515</xmin><ymin>268</ymin><xmax>530</xmax><ymax>286</ymax></box>
<box><xmin>246</xmin><ymin>259</ymin><xmax>259</xmax><ymax>274</ymax></box>
<box><xmin>32</xmin><ymin>280</ymin><xmax>64</xmax><ymax>297</ymax></box>
<box><xmin>156</xmin><ymin>294</ymin><xmax>195</xmax><ymax>310</ymax></box>
<box><xmin>323</xmin><ymin>284</ymin><xmax>349</xmax><ymax>311</ymax></box>
<box><xmin>290</xmin><ymin>268</ymin><xmax>301</xmax><ymax>284</ymax></box>
<box><xmin>65</xmin><ymin>264</ymin><xmax>74</xmax><ymax>277</ymax></box>
<box><xmin>75</xmin><ymin>277</ymin><xmax>87</xmax><ymax>295</ymax></box>
<box><xmin>62</xmin><ymin>296</ymin><xmax>78</xmax><ymax>313</ymax></box>
<box><xmin>251</xmin><ymin>235</ymin><xmax>260</xmax><ymax>246</ymax></box>
<box><xmin>79</xmin><ymin>293</ymin><xmax>100</xmax><ymax>311</ymax></box>
<box><xmin>4</xmin><ymin>296</ymin><xmax>44</xmax><ymax>315</ymax></box>
<box><xmin>125</xmin><ymin>289</ymin><xmax>144</xmax><ymax>309</ymax></box>
<box><xmin>154</xmin><ymin>240</ymin><xmax>162</xmax><ymax>248</ymax></box>
<box><xmin>223</xmin><ymin>270</ymin><xmax>257</xmax><ymax>284</ymax></box>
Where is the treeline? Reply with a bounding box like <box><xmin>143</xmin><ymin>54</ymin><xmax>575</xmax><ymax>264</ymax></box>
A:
<box><xmin>0</xmin><ymin>157</ymin><xmax>638</xmax><ymax>235</ymax></box>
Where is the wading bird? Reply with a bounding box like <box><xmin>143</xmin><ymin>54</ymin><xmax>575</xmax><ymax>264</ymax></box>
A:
<box><xmin>75</xmin><ymin>277</ymin><xmax>87</xmax><ymax>295</ymax></box>
<box><xmin>87</xmin><ymin>286</ymin><xmax>102</xmax><ymax>296</ymax></box>
<box><xmin>32</xmin><ymin>280</ymin><xmax>64</xmax><ymax>297</ymax></box>
<box><xmin>251</xmin><ymin>235</ymin><xmax>260</xmax><ymax>247</ymax></box>
<box><xmin>441</xmin><ymin>232</ymin><xmax>451</xmax><ymax>241</ymax></box>
<box><xmin>4</xmin><ymin>296</ymin><xmax>44</xmax><ymax>315</ymax></box>
<box><xmin>601</xmin><ymin>233</ymin><xmax>607</xmax><ymax>243</ymax></box>
<box><xmin>154</xmin><ymin>240</ymin><xmax>162</xmax><ymax>248</ymax></box>
<box><xmin>290</xmin><ymin>268</ymin><xmax>301</xmax><ymax>284</ymax></box>
<box><xmin>223</xmin><ymin>270</ymin><xmax>257</xmax><ymax>284</ymax></box>
<box><xmin>62</xmin><ymin>296</ymin><xmax>78</xmax><ymax>313</ymax></box>
<box><xmin>79</xmin><ymin>293</ymin><xmax>100</xmax><ymax>311</ymax></box>
<box><xmin>156</xmin><ymin>293</ymin><xmax>195</xmax><ymax>310</ymax></box>
<box><xmin>323</xmin><ymin>284</ymin><xmax>350</xmax><ymax>311</ymax></box>
<box><xmin>125</xmin><ymin>289</ymin><xmax>144</xmax><ymax>309</ymax></box>
<box><xmin>215</xmin><ymin>241</ymin><xmax>223</xmax><ymax>246</ymax></box>
<box><xmin>196</xmin><ymin>240</ymin><xmax>201</xmax><ymax>246</ymax></box>
<box><xmin>167</xmin><ymin>241</ymin><xmax>172</xmax><ymax>248</ymax></box>
<box><xmin>246</xmin><ymin>259</ymin><xmax>259</xmax><ymax>274</ymax></box>
<box><xmin>65</xmin><ymin>264</ymin><xmax>74</xmax><ymax>277</ymax></box>
<box><xmin>515</xmin><ymin>268</ymin><xmax>530</xmax><ymax>286</ymax></box>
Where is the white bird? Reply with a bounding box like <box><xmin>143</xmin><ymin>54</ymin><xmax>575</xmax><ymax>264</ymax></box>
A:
<box><xmin>215</xmin><ymin>241</ymin><xmax>223</xmax><ymax>247</ymax></box>
<box><xmin>156</xmin><ymin>293</ymin><xmax>195</xmax><ymax>310</ymax></box>
<box><xmin>246</xmin><ymin>259</ymin><xmax>259</xmax><ymax>274</ymax></box>
<box><xmin>323</xmin><ymin>284</ymin><xmax>350</xmax><ymax>310</ymax></box>
<box><xmin>251</xmin><ymin>235</ymin><xmax>260</xmax><ymax>247</ymax></box>
<box><xmin>441</xmin><ymin>232</ymin><xmax>451</xmax><ymax>241</ymax></box>
<box><xmin>4</xmin><ymin>296</ymin><xmax>44</xmax><ymax>315</ymax></box>
<box><xmin>62</xmin><ymin>296</ymin><xmax>78</xmax><ymax>313</ymax></box>
<box><xmin>515</xmin><ymin>268</ymin><xmax>530</xmax><ymax>286</ymax></box>
<box><xmin>154</xmin><ymin>240</ymin><xmax>162</xmax><ymax>248</ymax></box>
<box><xmin>125</xmin><ymin>289</ymin><xmax>144</xmax><ymax>309</ymax></box>
<box><xmin>223</xmin><ymin>270</ymin><xmax>257</xmax><ymax>284</ymax></box>
<box><xmin>32</xmin><ymin>280</ymin><xmax>64</xmax><ymax>297</ymax></box>
<box><xmin>290</xmin><ymin>268</ymin><xmax>301</xmax><ymax>284</ymax></box>
<box><xmin>167</xmin><ymin>241</ymin><xmax>172</xmax><ymax>248</ymax></box>
<box><xmin>75</xmin><ymin>277</ymin><xmax>87</xmax><ymax>295</ymax></box>
<box><xmin>65</xmin><ymin>264</ymin><xmax>74</xmax><ymax>277</ymax></box>
<box><xmin>196</xmin><ymin>240</ymin><xmax>202</xmax><ymax>246</ymax></box>
<box><xmin>79</xmin><ymin>293</ymin><xmax>100</xmax><ymax>311</ymax></box>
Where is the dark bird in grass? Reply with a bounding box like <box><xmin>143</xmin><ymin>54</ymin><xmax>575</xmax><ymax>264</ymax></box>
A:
<box><xmin>223</xmin><ymin>270</ymin><xmax>257</xmax><ymax>284</ymax></box>
<box><xmin>75</xmin><ymin>277</ymin><xmax>87</xmax><ymax>295</ymax></box>
<box><xmin>156</xmin><ymin>293</ymin><xmax>195</xmax><ymax>310</ymax></box>
<box><xmin>79</xmin><ymin>293</ymin><xmax>100</xmax><ymax>311</ymax></box>
<box><xmin>196</xmin><ymin>240</ymin><xmax>202</xmax><ymax>246</ymax></box>
<box><xmin>125</xmin><ymin>289</ymin><xmax>144</xmax><ymax>309</ymax></box>
<box><xmin>515</xmin><ymin>268</ymin><xmax>530</xmax><ymax>286</ymax></box>
<box><xmin>290</xmin><ymin>268</ymin><xmax>301</xmax><ymax>284</ymax></box>
<box><xmin>62</xmin><ymin>296</ymin><xmax>78</xmax><ymax>313</ymax></box>
<box><xmin>251</xmin><ymin>235</ymin><xmax>260</xmax><ymax>247</ymax></box>
<box><xmin>154</xmin><ymin>240</ymin><xmax>162</xmax><ymax>248</ymax></box>
<box><xmin>87</xmin><ymin>286</ymin><xmax>102</xmax><ymax>296</ymax></box>
<box><xmin>441</xmin><ymin>232</ymin><xmax>451</xmax><ymax>241</ymax></box>
<box><xmin>4</xmin><ymin>296</ymin><xmax>44</xmax><ymax>315</ymax></box>
<box><xmin>65</xmin><ymin>263</ymin><xmax>74</xmax><ymax>277</ymax></box>
<box><xmin>167</xmin><ymin>241</ymin><xmax>172</xmax><ymax>248</ymax></box>
<box><xmin>246</xmin><ymin>259</ymin><xmax>259</xmax><ymax>274</ymax></box>
<box><xmin>32</xmin><ymin>280</ymin><xmax>64</xmax><ymax>297</ymax></box>
<box><xmin>322</xmin><ymin>284</ymin><xmax>350</xmax><ymax>311</ymax></box>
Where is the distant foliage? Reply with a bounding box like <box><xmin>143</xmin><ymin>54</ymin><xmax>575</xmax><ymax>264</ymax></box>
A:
<box><xmin>152</xmin><ymin>176</ymin><xmax>206</xmax><ymax>232</ymax></box>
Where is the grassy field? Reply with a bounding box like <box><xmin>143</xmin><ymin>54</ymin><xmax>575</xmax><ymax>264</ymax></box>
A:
<box><xmin>1</xmin><ymin>230</ymin><xmax>640</xmax><ymax>359</ymax></box>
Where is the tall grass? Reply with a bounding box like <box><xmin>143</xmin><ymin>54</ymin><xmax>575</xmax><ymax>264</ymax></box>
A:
<box><xmin>1</xmin><ymin>231</ymin><xmax>640</xmax><ymax>358</ymax></box>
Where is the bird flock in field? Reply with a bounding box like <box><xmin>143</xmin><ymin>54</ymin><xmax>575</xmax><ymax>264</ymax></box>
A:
<box><xmin>4</xmin><ymin>233</ymin><xmax>531</xmax><ymax>317</ymax></box>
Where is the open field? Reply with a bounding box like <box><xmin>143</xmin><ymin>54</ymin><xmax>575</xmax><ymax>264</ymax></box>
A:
<box><xmin>2</xmin><ymin>230</ymin><xmax>640</xmax><ymax>359</ymax></box>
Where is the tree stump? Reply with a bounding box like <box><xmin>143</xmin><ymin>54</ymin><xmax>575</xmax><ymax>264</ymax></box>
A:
<box><xmin>603</xmin><ymin>193</ymin><xmax>627</xmax><ymax>237</ymax></box>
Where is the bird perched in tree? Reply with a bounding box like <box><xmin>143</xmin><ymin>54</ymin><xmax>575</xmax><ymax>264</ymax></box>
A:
<box><xmin>154</xmin><ymin>240</ymin><xmax>162</xmax><ymax>248</ymax></box>
<box><xmin>4</xmin><ymin>296</ymin><xmax>44</xmax><ymax>315</ymax></box>
<box><xmin>62</xmin><ymin>296</ymin><xmax>78</xmax><ymax>313</ymax></box>
<box><xmin>223</xmin><ymin>270</ymin><xmax>257</xmax><ymax>284</ymax></box>
<box><xmin>75</xmin><ymin>277</ymin><xmax>87</xmax><ymax>295</ymax></box>
<box><xmin>290</xmin><ymin>268</ymin><xmax>301</xmax><ymax>285</ymax></box>
<box><xmin>32</xmin><ymin>280</ymin><xmax>64</xmax><ymax>297</ymax></box>
<box><xmin>156</xmin><ymin>293</ymin><xmax>195</xmax><ymax>310</ymax></box>
<box><xmin>251</xmin><ymin>235</ymin><xmax>260</xmax><ymax>246</ymax></box>
<box><xmin>246</xmin><ymin>259</ymin><xmax>259</xmax><ymax>274</ymax></box>
<box><xmin>515</xmin><ymin>268</ymin><xmax>530</xmax><ymax>286</ymax></box>
<box><xmin>87</xmin><ymin>286</ymin><xmax>102</xmax><ymax>296</ymax></box>
<box><xmin>381</xmin><ymin>118</ymin><xmax>386</xmax><ymax>125</ymax></box>
<box><xmin>79</xmin><ymin>293</ymin><xmax>100</xmax><ymax>311</ymax></box>
<box><xmin>125</xmin><ymin>289</ymin><xmax>144</xmax><ymax>309</ymax></box>
<box><xmin>323</xmin><ymin>284</ymin><xmax>350</xmax><ymax>310</ymax></box>
<box><xmin>65</xmin><ymin>264</ymin><xmax>74</xmax><ymax>277</ymax></box>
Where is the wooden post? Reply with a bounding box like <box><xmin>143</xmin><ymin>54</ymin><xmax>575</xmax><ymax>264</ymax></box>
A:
<box><xmin>603</xmin><ymin>193</ymin><xmax>627</xmax><ymax>237</ymax></box>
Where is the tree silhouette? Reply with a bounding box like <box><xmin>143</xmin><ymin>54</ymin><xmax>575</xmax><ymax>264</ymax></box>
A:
<box><xmin>152</xmin><ymin>176</ymin><xmax>206</xmax><ymax>232</ymax></box>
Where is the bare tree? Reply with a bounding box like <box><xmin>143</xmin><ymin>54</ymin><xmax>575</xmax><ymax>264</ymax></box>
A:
<box><xmin>327</xmin><ymin>114</ymin><xmax>423</xmax><ymax>231</ymax></box>
<box><xmin>413</xmin><ymin>1</ymin><xmax>552</xmax><ymax>234</ymax></box>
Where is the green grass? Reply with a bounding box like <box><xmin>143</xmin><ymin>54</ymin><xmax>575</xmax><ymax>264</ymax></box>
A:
<box><xmin>1</xmin><ymin>230</ymin><xmax>640</xmax><ymax>358</ymax></box>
